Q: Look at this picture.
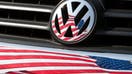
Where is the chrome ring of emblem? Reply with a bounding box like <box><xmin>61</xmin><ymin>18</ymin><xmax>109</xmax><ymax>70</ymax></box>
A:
<box><xmin>50</xmin><ymin>0</ymin><xmax>96</xmax><ymax>43</ymax></box>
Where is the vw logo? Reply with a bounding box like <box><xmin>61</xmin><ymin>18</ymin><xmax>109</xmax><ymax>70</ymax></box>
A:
<box><xmin>50</xmin><ymin>0</ymin><xmax>96</xmax><ymax>44</ymax></box>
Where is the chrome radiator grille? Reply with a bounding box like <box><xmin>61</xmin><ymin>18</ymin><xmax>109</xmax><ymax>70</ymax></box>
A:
<box><xmin>0</xmin><ymin>0</ymin><xmax>60</xmax><ymax>38</ymax></box>
<box><xmin>104</xmin><ymin>0</ymin><xmax>132</xmax><ymax>28</ymax></box>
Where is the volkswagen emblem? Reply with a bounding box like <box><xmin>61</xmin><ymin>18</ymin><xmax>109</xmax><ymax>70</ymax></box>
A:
<box><xmin>50</xmin><ymin>0</ymin><xmax>96</xmax><ymax>44</ymax></box>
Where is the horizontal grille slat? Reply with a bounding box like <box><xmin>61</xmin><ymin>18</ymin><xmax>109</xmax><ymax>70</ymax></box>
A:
<box><xmin>0</xmin><ymin>1</ymin><xmax>53</xmax><ymax>13</ymax></box>
<box><xmin>0</xmin><ymin>9</ymin><xmax>51</xmax><ymax>22</ymax></box>
<box><xmin>104</xmin><ymin>17</ymin><xmax>132</xmax><ymax>28</ymax></box>
<box><xmin>0</xmin><ymin>0</ymin><xmax>60</xmax><ymax>6</ymax></box>
<box><xmin>105</xmin><ymin>0</ymin><xmax>132</xmax><ymax>9</ymax></box>
<box><xmin>96</xmin><ymin>29</ymin><xmax>132</xmax><ymax>36</ymax></box>
<box><xmin>105</xmin><ymin>9</ymin><xmax>132</xmax><ymax>18</ymax></box>
<box><xmin>0</xmin><ymin>18</ymin><xmax>49</xmax><ymax>30</ymax></box>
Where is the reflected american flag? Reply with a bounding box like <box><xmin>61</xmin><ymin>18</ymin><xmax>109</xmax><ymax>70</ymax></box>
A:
<box><xmin>0</xmin><ymin>47</ymin><xmax>131</xmax><ymax>74</ymax></box>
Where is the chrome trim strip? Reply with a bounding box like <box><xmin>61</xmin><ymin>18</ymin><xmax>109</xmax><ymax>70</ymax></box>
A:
<box><xmin>0</xmin><ymin>21</ymin><xmax>49</xmax><ymax>30</ymax></box>
<box><xmin>0</xmin><ymin>2</ymin><xmax>53</xmax><ymax>13</ymax></box>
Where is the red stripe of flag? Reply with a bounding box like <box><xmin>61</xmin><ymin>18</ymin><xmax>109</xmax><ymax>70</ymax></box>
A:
<box><xmin>53</xmin><ymin>29</ymin><xmax>58</xmax><ymax>33</ymax></box>
<box><xmin>31</xmin><ymin>70</ymin><xmax>106</xmax><ymax>74</ymax></box>
<box><xmin>0</xmin><ymin>55</ymin><xmax>95</xmax><ymax>62</ymax></box>
<box><xmin>63</xmin><ymin>37</ymin><xmax>71</xmax><ymax>41</ymax></box>
<box><xmin>60</xmin><ymin>23</ymin><xmax>75</xmax><ymax>30</ymax></box>
<box><xmin>0</xmin><ymin>63</ymin><xmax>98</xmax><ymax>69</ymax></box>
